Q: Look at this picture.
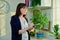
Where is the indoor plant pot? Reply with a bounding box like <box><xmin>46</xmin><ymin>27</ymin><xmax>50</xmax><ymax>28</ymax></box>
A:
<box><xmin>36</xmin><ymin>30</ymin><xmax>44</xmax><ymax>38</ymax></box>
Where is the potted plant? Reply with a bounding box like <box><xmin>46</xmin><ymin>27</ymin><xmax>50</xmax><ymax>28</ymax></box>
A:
<box><xmin>29</xmin><ymin>0</ymin><xmax>49</xmax><ymax>38</ymax></box>
<box><xmin>30</xmin><ymin>8</ymin><xmax>49</xmax><ymax>38</ymax></box>
<box><xmin>49</xmin><ymin>24</ymin><xmax>60</xmax><ymax>40</ymax></box>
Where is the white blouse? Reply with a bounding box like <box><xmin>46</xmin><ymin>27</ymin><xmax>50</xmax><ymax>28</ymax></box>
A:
<box><xmin>19</xmin><ymin>17</ymin><xmax>28</xmax><ymax>40</ymax></box>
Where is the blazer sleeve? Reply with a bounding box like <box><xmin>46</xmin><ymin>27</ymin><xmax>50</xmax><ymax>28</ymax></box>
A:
<box><xmin>10</xmin><ymin>16</ymin><xmax>21</xmax><ymax>35</ymax></box>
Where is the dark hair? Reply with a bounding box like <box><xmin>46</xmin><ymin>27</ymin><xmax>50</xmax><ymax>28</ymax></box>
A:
<box><xmin>15</xmin><ymin>3</ymin><xmax>26</xmax><ymax>17</ymax></box>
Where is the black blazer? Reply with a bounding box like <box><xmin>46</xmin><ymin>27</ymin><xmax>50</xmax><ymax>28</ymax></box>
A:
<box><xmin>10</xmin><ymin>15</ymin><xmax>30</xmax><ymax>40</ymax></box>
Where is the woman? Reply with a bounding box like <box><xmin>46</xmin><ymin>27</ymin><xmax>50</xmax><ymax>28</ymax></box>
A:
<box><xmin>10</xmin><ymin>3</ymin><xmax>34</xmax><ymax>40</ymax></box>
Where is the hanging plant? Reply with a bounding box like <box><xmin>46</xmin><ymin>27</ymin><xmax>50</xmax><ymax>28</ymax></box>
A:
<box><xmin>31</xmin><ymin>0</ymin><xmax>41</xmax><ymax>7</ymax></box>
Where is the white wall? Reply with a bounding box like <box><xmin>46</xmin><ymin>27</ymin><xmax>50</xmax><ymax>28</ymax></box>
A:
<box><xmin>0</xmin><ymin>0</ymin><xmax>25</xmax><ymax>40</ymax></box>
<box><xmin>52</xmin><ymin>0</ymin><xmax>60</xmax><ymax>26</ymax></box>
<box><xmin>52</xmin><ymin>0</ymin><xmax>60</xmax><ymax>32</ymax></box>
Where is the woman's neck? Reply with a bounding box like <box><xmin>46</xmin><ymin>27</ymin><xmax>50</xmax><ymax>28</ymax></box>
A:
<box><xmin>20</xmin><ymin>15</ymin><xmax>24</xmax><ymax>18</ymax></box>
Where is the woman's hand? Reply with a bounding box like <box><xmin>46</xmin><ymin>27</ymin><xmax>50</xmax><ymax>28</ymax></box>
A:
<box><xmin>28</xmin><ymin>23</ymin><xmax>34</xmax><ymax>30</ymax></box>
<box><xmin>18</xmin><ymin>23</ymin><xmax>34</xmax><ymax>34</ymax></box>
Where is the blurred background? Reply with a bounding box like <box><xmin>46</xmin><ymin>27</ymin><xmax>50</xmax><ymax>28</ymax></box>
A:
<box><xmin>0</xmin><ymin>0</ymin><xmax>60</xmax><ymax>40</ymax></box>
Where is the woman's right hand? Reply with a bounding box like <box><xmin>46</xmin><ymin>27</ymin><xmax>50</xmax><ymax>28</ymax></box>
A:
<box><xmin>18</xmin><ymin>29</ymin><xmax>25</xmax><ymax>34</ymax></box>
<box><xmin>28</xmin><ymin>23</ymin><xmax>34</xmax><ymax>30</ymax></box>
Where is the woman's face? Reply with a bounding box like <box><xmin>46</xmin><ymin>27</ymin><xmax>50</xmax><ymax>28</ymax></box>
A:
<box><xmin>20</xmin><ymin>7</ymin><xmax>27</xmax><ymax>15</ymax></box>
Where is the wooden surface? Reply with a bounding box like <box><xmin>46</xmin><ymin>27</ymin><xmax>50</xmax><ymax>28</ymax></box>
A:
<box><xmin>30</xmin><ymin>37</ymin><xmax>44</xmax><ymax>40</ymax></box>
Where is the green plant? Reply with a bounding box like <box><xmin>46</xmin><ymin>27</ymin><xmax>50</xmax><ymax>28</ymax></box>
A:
<box><xmin>49</xmin><ymin>24</ymin><xmax>60</xmax><ymax>39</ymax></box>
<box><xmin>31</xmin><ymin>9</ymin><xmax>49</xmax><ymax>30</ymax></box>
<box><xmin>29</xmin><ymin>0</ymin><xmax>49</xmax><ymax>37</ymax></box>
<box><xmin>29</xmin><ymin>30</ymin><xmax>35</xmax><ymax>37</ymax></box>
<box><xmin>31</xmin><ymin>0</ymin><xmax>41</xmax><ymax>7</ymax></box>
<box><xmin>54</xmin><ymin>25</ymin><xmax>59</xmax><ymax>39</ymax></box>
